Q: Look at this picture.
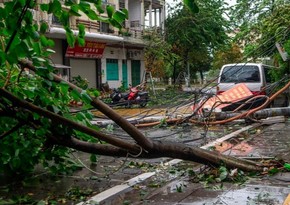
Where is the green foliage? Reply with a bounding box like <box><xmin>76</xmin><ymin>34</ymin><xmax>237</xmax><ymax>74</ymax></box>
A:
<box><xmin>0</xmin><ymin>0</ymin><xmax>127</xmax><ymax>176</ymax></box>
<box><xmin>72</xmin><ymin>75</ymin><xmax>89</xmax><ymax>89</ymax></box>
<box><xmin>212</xmin><ymin>43</ymin><xmax>243</xmax><ymax>70</ymax></box>
<box><xmin>230</xmin><ymin>0</ymin><xmax>290</xmax><ymax>79</ymax></box>
<box><xmin>183</xmin><ymin>0</ymin><xmax>199</xmax><ymax>13</ymax></box>
<box><xmin>165</xmin><ymin>0</ymin><xmax>229</xmax><ymax>79</ymax></box>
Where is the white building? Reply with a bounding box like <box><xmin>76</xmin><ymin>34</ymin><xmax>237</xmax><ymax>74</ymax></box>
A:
<box><xmin>36</xmin><ymin>0</ymin><xmax>166</xmax><ymax>89</ymax></box>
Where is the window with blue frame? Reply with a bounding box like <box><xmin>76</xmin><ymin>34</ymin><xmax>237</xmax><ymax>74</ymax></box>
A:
<box><xmin>106</xmin><ymin>59</ymin><xmax>119</xmax><ymax>81</ymax></box>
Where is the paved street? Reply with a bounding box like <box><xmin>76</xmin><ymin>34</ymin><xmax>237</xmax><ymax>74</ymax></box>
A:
<box><xmin>78</xmin><ymin>115</ymin><xmax>290</xmax><ymax>205</ymax></box>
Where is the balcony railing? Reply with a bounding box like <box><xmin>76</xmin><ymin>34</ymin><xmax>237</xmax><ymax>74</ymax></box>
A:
<box><xmin>76</xmin><ymin>19</ymin><xmax>100</xmax><ymax>32</ymax></box>
<box><xmin>130</xmin><ymin>20</ymin><xmax>140</xmax><ymax>28</ymax></box>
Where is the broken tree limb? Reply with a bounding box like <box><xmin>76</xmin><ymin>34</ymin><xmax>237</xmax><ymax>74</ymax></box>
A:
<box><xmin>53</xmin><ymin>135</ymin><xmax>264</xmax><ymax>172</ymax></box>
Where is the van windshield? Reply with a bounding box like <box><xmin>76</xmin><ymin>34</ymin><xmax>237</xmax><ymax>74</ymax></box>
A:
<box><xmin>220</xmin><ymin>65</ymin><xmax>260</xmax><ymax>83</ymax></box>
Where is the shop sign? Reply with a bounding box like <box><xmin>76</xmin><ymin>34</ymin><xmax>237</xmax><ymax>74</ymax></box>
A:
<box><xmin>65</xmin><ymin>41</ymin><xmax>106</xmax><ymax>58</ymax></box>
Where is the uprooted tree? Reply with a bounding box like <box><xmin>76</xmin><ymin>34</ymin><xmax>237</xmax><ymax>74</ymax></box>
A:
<box><xmin>0</xmin><ymin>0</ymin><xmax>267</xmax><ymax>176</ymax></box>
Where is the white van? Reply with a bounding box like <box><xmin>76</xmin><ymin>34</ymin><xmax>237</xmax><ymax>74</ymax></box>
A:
<box><xmin>217</xmin><ymin>63</ymin><xmax>273</xmax><ymax>95</ymax></box>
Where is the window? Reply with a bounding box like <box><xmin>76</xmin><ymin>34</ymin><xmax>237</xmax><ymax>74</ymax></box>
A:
<box><xmin>221</xmin><ymin>65</ymin><xmax>261</xmax><ymax>83</ymax></box>
<box><xmin>100</xmin><ymin>22</ymin><xmax>109</xmax><ymax>33</ymax></box>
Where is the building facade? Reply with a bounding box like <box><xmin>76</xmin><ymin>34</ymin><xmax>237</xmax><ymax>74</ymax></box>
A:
<box><xmin>34</xmin><ymin>0</ymin><xmax>166</xmax><ymax>89</ymax></box>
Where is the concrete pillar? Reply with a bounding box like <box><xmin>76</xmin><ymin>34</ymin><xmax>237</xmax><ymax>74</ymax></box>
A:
<box><xmin>141</xmin><ymin>0</ymin><xmax>145</xmax><ymax>29</ymax></box>
<box><xmin>161</xmin><ymin>3</ymin><xmax>165</xmax><ymax>31</ymax></box>
<box><xmin>154</xmin><ymin>8</ymin><xmax>157</xmax><ymax>27</ymax></box>
<box><xmin>158</xmin><ymin>8</ymin><xmax>163</xmax><ymax>28</ymax></box>
<box><xmin>149</xmin><ymin>0</ymin><xmax>152</xmax><ymax>27</ymax></box>
<box><xmin>125</xmin><ymin>0</ymin><xmax>129</xmax><ymax>28</ymax></box>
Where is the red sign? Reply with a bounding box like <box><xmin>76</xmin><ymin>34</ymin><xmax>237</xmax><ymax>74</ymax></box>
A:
<box><xmin>65</xmin><ymin>41</ymin><xmax>106</xmax><ymax>58</ymax></box>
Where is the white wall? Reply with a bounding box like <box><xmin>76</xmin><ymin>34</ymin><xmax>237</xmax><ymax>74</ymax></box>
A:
<box><xmin>101</xmin><ymin>47</ymin><xmax>145</xmax><ymax>88</ymax></box>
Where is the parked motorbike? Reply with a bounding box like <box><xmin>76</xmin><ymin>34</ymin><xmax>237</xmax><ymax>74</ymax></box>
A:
<box><xmin>109</xmin><ymin>82</ymin><xmax>149</xmax><ymax>108</ymax></box>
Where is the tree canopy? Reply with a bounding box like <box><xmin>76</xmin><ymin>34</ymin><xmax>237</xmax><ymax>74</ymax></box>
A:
<box><xmin>230</xmin><ymin>0</ymin><xmax>290</xmax><ymax>63</ymax></box>
<box><xmin>164</xmin><ymin>0</ymin><xmax>230</xmax><ymax>81</ymax></box>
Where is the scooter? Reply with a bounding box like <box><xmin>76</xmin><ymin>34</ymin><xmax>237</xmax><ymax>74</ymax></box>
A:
<box><xmin>109</xmin><ymin>82</ymin><xmax>149</xmax><ymax>108</ymax></box>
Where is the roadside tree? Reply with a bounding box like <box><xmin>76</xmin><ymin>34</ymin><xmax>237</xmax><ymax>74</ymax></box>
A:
<box><xmin>165</xmin><ymin>0</ymin><xmax>230</xmax><ymax>84</ymax></box>
<box><xmin>230</xmin><ymin>0</ymin><xmax>290</xmax><ymax>71</ymax></box>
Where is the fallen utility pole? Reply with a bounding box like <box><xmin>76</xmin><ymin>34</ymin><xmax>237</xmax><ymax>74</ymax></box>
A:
<box><xmin>211</xmin><ymin>107</ymin><xmax>290</xmax><ymax>121</ymax></box>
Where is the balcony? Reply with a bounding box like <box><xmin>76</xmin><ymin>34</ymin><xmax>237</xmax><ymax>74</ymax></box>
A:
<box><xmin>145</xmin><ymin>0</ymin><xmax>165</xmax><ymax>9</ymax></box>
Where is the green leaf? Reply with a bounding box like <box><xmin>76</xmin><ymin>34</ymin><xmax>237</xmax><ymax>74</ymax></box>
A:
<box><xmin>32</xmin><ymin>42</ymin><xmax>42</xmax><ymax>55</ymax></box>
<box><xmin>40</xmin><ymin>22</ymin><xmax>49</xmax><ymax>34</ymax></box>
<box><xmin>219</xmin><ymin>167</ymin><xmax>228</xmax><ymax>181</ymax></box>
<box><xmin>86</xmin><ymin>9</ymin><xmax>98</xmax><ymax>20</ymax></box>
<box><xmin>69</xmin><ymin>5</ymin><xmax>81</xmax><ymax>16</ymax></box>
<box><xmin>71</xmin><ymin>89</ymin><xmax>81</xmax><ymax>100</ymax></box>
<box><xmin>79</xmin><ymin>1</ymin><xmax>91</xmax><ymax>11</ymax></box>
<box><xmin>284</xmin><ymin>163</ymin><xmax>290</xmax><ymax>171</ymax></box>
<box><xmin>78</xmin><ymin>23</ymin><xmax>85</xmax><ymax>38</ymax></box>
<box><xmin>60</xmin><ymin>11</ymin><xmax>70</xmax><ymax>26</ymax></box>
<box><xmin>50</xmin><ymin>0</ymin><xmax>62</xmax><ymax>13</ymax></box>
<box><xmin>77</xmin><ymin>37</ymin><xmax>85</xmax><ymax>47</ymax></box>
<box><xmin>112</xmin><ymin>10</ymin><xmax>127</xmax><ymax>23</ymax></box>
<box><xmin>1</xmin><ymin>152</ymin><xmax>11</xmax><ymax>164</ymax></box>
<box><xmin>81</xmin><ymin>90</ymin><xmax>92</xmax><ymax>104</ymax></box>
<box><xmin>18</xmin><ymin>0</ymin><xmax>26</xmax><ymax>6</ymax></box>
<box><xmin>40</xmin><ymin>3</ymin><xmax>49</xmax><ymax>12</ymax></box>
<box><xmin>0</xmin><ymin>50</ymin><xmax>5</xmax><ymax>66</ymax></box>
<box><xmin>24</xmin><ymin>9</ymin><xmax>33</xmax><ymax>24</ymax></box>
<box><xmin>11</xmin><ymin>157</ymin><xmax>21</xmax><ymax>169</ymax></box>
<box><xmin>76</xmin><ymin>112</ymin><xmax>86</xmax><ymax>121</ymax></box>
<box><xmin>85</xmin><ymin>112</ymin><xmax>94</xmax><ymax>120</ymax></box>
<box><xmin>59</xmin><ymin>81</ymin><xmax>70</xmax><ymax>94</ymax></box>
<box><xmin>183</xmin><ymin>0</ymin><xmax>199</xmax><ymax>13</ymax></box>
<box><xmin>95</xmin><ymin>3</ymin><xmax>104</xmax><ymax>14</ymax></box>
<box><xmin>40</xmin><ymin>35</ymin><xmax>49</xmax><ymax>47</ymax></box>
<box><xmin>268</xmin><ymin>167</ymin><xmax>279</xmax><ymax>175</ymax></box>
<box><xmin>90</xmin><ymin>154</ymin><xmax>97</xmax><ymax>163</ymax></box>
<box><xmin>65</xmin><ymin>29</ymin><xmax>75</xmax><ymax>47</ymax></box>
<box><xmin>106</xmin><ymin>5</ymin><xmax>114</xmax><ymax>18</ymax></box>
<box><xmin>109</xmin><ymin>19</ymin><xmax>122</xmax><ymax>30</ymax></box>
<box><xmin>47</xmin><ymin>39</ymin><xmax>55</xmax><ymax>47</ymax></box>
<box><xmin>23</xmin><ymin>89</ymin><xmax>35</xmax><ymax>98</ymax></box>
<box><xmin>121</xmin><ymin>8</ymin><xmax>129</xmax><ymax>19</ymax></box>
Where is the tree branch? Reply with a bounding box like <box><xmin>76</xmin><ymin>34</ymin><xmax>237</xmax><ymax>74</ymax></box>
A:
<box><xmin>0</xmin><ymin>122</ymin><xmax>24</xmax><ymax>140</ymax></box>
<box><xmin>52</xmin><ymin>134</ymin><xmax>263</xmax><ymax>172</ymax></box>
<box><xmin>19</xmin><ymin>59</ymin><xmax>154</xmax><ymax>151</ymax></box>
<box><xmin>0</xmin><ymin>88</ymin><xmax>140</xmax><ymax>153</ymax></box>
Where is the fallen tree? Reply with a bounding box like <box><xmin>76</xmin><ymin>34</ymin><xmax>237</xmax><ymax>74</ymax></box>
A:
<box><xmin>1</xmin><ymin>60</ymin><xmax>263</xmax><ymax>173</ymax></box>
